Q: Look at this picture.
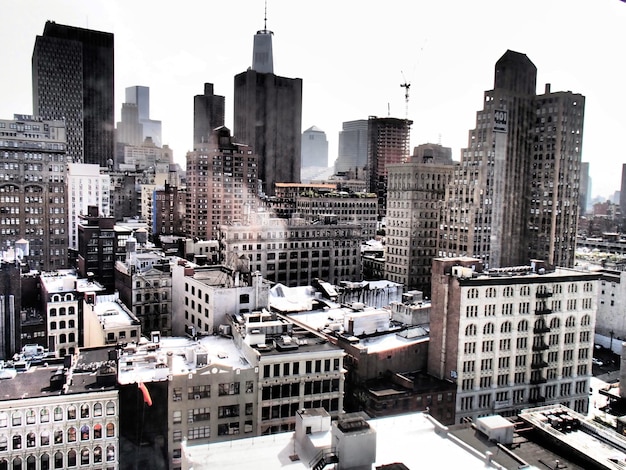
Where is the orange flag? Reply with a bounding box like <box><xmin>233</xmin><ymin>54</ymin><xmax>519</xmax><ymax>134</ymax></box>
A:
<box><xmin>138</xmin><ymin>382</ymin><xmax>153</xmax><ymax>406</ymax></box>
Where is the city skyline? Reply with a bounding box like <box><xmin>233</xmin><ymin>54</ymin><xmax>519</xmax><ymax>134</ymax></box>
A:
<box><xmin>1</xmin><ymin>0</ymin><xmax>625</xmax><ymax>199</ymax></box>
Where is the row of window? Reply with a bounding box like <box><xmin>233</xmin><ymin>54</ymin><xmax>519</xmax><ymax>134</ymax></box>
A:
<box><xmin>0</xmin><ymin>402</ymin><xmax>115</xmax><ymax>427</ymax></box>
<box><xmin>463</xmin><ymin>315</ymin><xmax>592</xmax><ymax>336</ymax></box>
<box><xmin>262</xmin><ymin>358</ymin><xmax>341</xmax><ymax>379</ymax></box>
<box><xmin>0</xmin><ymin>445</ymin><xmax>116</xmax><ymax>469</ymax></box>
<box><xmin>0</xmin><ymin>423</ymin><xmax>115</xmax><ymax>450</ymax></box>
<box><xmin>466</xmin><ymin>282</ymin><xmax>593</xmax><ymax>299</ymax></box>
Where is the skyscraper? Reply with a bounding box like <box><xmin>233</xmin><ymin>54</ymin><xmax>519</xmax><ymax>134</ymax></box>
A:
<box><xmin>32</xmin><ymin>21</ymin><xmax>114</xmax><ymax>167</ymax></box>
<box><xmin>233</xmin><ymin>17</ymin><xmax>302</xmax><ymax>196</ymax></box>
<box><xmin>301</xmin><ymin>126</ymin><xmax>329</xmax><ymax>168</ymax></box>
<box><xmin>193</xmin><ymin>83</ymin><xmax>225</xmax><ymax>148</ymax></box>
<box><xmin>438</xmin><ymin>50</ymin><xmax>584</xmax><ymax>268</ymax></box>
<box><xmin>335</xmin><ymin>119</ymin><xmax>369</xmax><ymax>178</ymax></box>
<box><xmin>124</xmin><ymin>86</ymin><xmax>162</xmax><ymax>147</ymax></box>
<box><xmin>366</xmin><ymin>116</ymin><xmax>412</xmax><ymax>219</ymax></box>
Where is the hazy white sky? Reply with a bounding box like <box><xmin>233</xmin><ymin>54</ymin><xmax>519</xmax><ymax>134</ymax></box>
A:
<box><xmin>1</xmin><ymin>0</ymin><xmax>625</xmax><ymax>199</ymax></box>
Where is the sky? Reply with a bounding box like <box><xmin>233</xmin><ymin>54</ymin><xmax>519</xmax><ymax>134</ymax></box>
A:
<box><xmin>1</xmin><ymin>0</ymin><xmax>625</xmax><ymax>200</ymax></box>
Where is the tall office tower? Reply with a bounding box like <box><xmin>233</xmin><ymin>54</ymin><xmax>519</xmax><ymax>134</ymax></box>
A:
<box><xmin>186</xmin><ymin>127</ymin><xmax>259</xmax><ymax>241</ymax></box>
<box><xmin>116</xmin><ymin>103</ymin><xmax>143</xmax><ymax>146</ymax></box>
<box><xmin>366</xmin><ymin>116</ymin><xmax>412</xmax><ymax>220</ymax></box>
<box><xmin>301</xmin><ymin>126</ymin><xmax>329</xmax><ymax>168</ymax></box>
<box><xmin>0</xmin><ymin>115</ymin><xmax>67</xmax><ymax>271</ymax></box>
<box><xmin>32</xmin><ymin>21</ymin><xmax>114</xmax><ymax>166</ymax></box>
<box><xmin>66</xmin><ymin>163</ymin><xmax>111</xmax><ymax>251</ymax></box>
<box><xmin>438</xmin><ymin>50</ymin><xmax>584</xmax><ymax>269</ymax></box>
<box><xmin>234</xmin><ymin>18</ymin><xmax>302</xmax><ymax>196</ymax></box>
<box><xmin>579</xmin><ymin>162</ymin><xmax>590</xmax><ymax>217</ymax></box>
<box><xmin>428</xmin><ymin>257</ymin><xmax>599</xmax><ymax>423</ymax></box>
<box><xmin>385</xmin><ymin>144</ymin><xmax>457</xmax><ymax>295</ymax></box>
<box><xmin>335</xmin><ymin>119</ymin><xmax>368</xmax><ymax>178</ymax></box>
<box><xmin>193</xmin><ymin>83</ymin><xmax>225</xmax><ymax>148</ymax></box>
<box><xmin>125</xmin><ymin>86</ymin><xmax>162</xmax><ymax>146</ymax></box>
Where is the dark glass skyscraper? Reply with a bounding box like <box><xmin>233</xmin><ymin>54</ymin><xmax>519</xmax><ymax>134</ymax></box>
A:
<box><xmin>193</xmin><ymin>83</ymin><xmax>225</xmax><ymax>148</ymax></box>
<box><xmin>233</xmin><ymin>21</ymin><xmax>302</xmax><ymax>195</ymax></box>
<box><xmin>32</xmin><ymin>21</ymin><xmax>114</xmax><ymax>167</ymax></box>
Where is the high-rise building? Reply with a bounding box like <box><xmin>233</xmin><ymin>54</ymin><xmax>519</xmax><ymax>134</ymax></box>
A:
<box><xmin>438</xmin><ymin>50</ymin><xmax>584</xmax><ymax>269</ymax></box>
<box><xmin>366</xmin><ymin>116</ymin><xmax>412</xmax><ymax>220</ymax></box>
<box><xmin>335</xmin><ymin>119</ymin><xmax>369</xmax><ymax>178</ymax></box>
<box><xmin>32</xmin><ymin>21</ymin><xmax>114</xmax><ymax>167</ymax></box>
<box><xmin>428</xmin><ymin>257</ymin><xmax>599</xmax><ymax>423</ymax></box>
<box><xmin>0</xmin><ymin>115</ymin><xmax>68</xmax><ymax>271</ymax></box>
<box><xmin>385</xmin><ymin>144</ymin><xmax>457</xmax><ymax>294</ymax></box>
<box><xmin>125</xmin><ymin>86</ymin><xmax>162</xmax><ymax>147</ymax></box>
<box><xmin>193</xmin><ymin>83</ymin><xmax>225</xmax><ymax>148</ymax></box>
<box><xmin>301</xmin><ymin>126</ymin><xmax>329</xmax><ymax>168</ymax></box>
<box><xmin>579</xmin><ymin>162</ymin><xmax>590</xmax><ymax>216</ymax></box>
<box><xmin>234</xmin><ymin>18</ymin><xmax>302</xmax><ymax>196</ymax></box>
<box><xmin>186</xmin><ymin>127</ymin><xmax>259</xmax><ymax>241</ymax></box>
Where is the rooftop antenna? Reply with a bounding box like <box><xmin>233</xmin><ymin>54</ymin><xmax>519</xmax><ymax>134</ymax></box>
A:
<box><xmin>264</xmin><ymin>0</ymin><xmax>268</xmax><ymax>32</ymax></box>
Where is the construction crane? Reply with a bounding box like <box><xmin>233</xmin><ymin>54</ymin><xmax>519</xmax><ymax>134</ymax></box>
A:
<box><xmin>400</xmin><ymin>71</ymin><xmax>411</xmax><ymax>121</ymax></box>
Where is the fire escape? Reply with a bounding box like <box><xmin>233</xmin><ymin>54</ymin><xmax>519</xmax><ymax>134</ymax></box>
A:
<box><xmin>529</xmin><ymin>287</ymin><xmax>553</xmax><ymax>403</ymax></box>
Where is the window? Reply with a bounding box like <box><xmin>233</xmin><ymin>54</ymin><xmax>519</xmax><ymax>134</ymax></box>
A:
<box><xmin>67</xmin><ymin>427</ymin><xmax>76</xmax><ymax>442</ymax></box>
<box><xmin>40</xmin><ymin>408</ymin><xmax>49</xmax><ymax>423</ymax></box>
<box><xmin>93</xmin><ymin>403</ymin><xmax>102</xmax><ymax>417</ymax></box>
<box><xmin>465</xmin><ymin>324</ymin><xmax>477</xmax><ymax>336</ymax></box>
<box><xmin>67</xmin><ymin>406</ymin><xmax>76</xmax><ymax>420</ymax></box>
<box><xmin>93</xmin><ymin>424</ymin><xmax>102</xmax><ymax>439</ymax></box>
<box><xmin>80</xmin><ymin>425</ymin><xmax>89</xmax><ymax>440</ymax></box>
<box><xmin>105</xmin><ymin>402</ymin><xmax>115</xmax><ymax>416</ymax></box>
<box><xmin>53</xmin><ymin>407</ymin><xmax>62</xmax><ymax>421</ymax></box>
<box><xmin>106</xmin><ymin>423</ymin><xmax>115</xmax><ymax>438</ymax></box>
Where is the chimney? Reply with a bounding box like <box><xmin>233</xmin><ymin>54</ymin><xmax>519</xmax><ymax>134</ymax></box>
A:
<box><xmin>545</xmin><ymin>83</ymin><xmax>551</xmax><ymax>94</ymax></box>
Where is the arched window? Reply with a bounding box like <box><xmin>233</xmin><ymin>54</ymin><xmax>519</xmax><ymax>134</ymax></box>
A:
<box><xmin>467</xmin><ymin>288</ymin><xmax>479</xmax><ymax>299</ymax></box>
<box><xmin>40</xmin><ymin>431</ymin><xmax>50</xmax><ymax>446</ymax></box>
<box><xmin>26</xmin><ymin>456</ymin><xmax>35</xmax><ymax>470</ymax></box>
<box><xmin>49</xmin><ymin>308</ymin><xmax>57</xmax><ymax>317</ymax></box>
<box><xmin>68</xmin><ymin>320</ymin><xmax>75</xmax><ymax>328</ymax></box>
<box><xmin>59</xmin><ymin>308</ymin><xmax>66</xmax><ymax>316</ymax></box>
<box><xmin>53</xmin><ymin>407</ymin><xmax>62</xmax><ymax>421</ymax></box>
<box><xmin>518</xmin><ymin>320</ymin><xmax>528</xmax><ymax>332</ymax></box>
<box><xmin>566</xmin><ymin>316</ymin><xmax>576</xmax><ymax>327</ymax></box>
<box><xmin>68</xmin><ymin>306</ymin><xmax>75</xmax><ymax>315</ymax></box>
<box><xmin>465</xmin><ymin>324</ymin><xmax>477</xmax><ymax>336</ymax></box>
<box><xmin>80</xmin><ymin>404</ymin><xmax>89</xmax><ymax>419</ymax></box>
<box><xmin>534</xmin><ymin>319</ymin><xmax>547</xmax><ymax>330</ymax></box>
<box><xmin>59</xmin><ymin>321</ymin><xmax>66</xmax><ymax>329</ymax></box>
<box><xmin>11</xmin><ymin>412</ymin><xmax>21</xmax><ymax>426</ymax></box>
<box><xmin>483</xmin><ymin>323</ymin><xmax>495</xmax><ymax>335</ymax></box>
<box><xmin>67</xmin><ymin>449</ymin><xmax>76</xmax><ymax>467</ymax></box>
<box><xmin>0</xmin><ymin>412</ymin><xmax>7</xmax><ymax>428</ymax></box>
<box><xmin>80</xmin><ymin>448</ymin><xmax>89</xmax><ymax>465</ymax></box>
<box><xmin>68</xmin><ymin>333</ymin><xmax>75</xmax><ymax>343</ymax></box>
<box><xmin>568</xmin><ymin>283</ymin><xmax>578</xmax><ymax>294</ymax></box>
<box><xmin>40</xmin><ymin>408</ymin><xmax>49</xmax><ymax>423</ymax></box>
<box><xmin>520</xmin><ymin>286</ymin><xmax>530</xmax><ymax>296</ymax></box>
<box><xmin>93</xmin><ymin>424</ymin><xmax>102</xmax><ymax>439</ymax></box>
<box><xmin>10</xmin><ymin>457</ymin><xmax>21</xmax><ymax>470</ymax></box>
<box><xmin>53</xmin><ymin>430</ymin><xmax>63</xmax><ymax>445</ymax></box>
<box><xmin>93</xmin><ymin>446</ymin><xmax>102</xmax><ymax>463</ymax></box>
<box><xmin>67</xmin><ymin>427</ymin><xmax>76</xmax><ymax>443</ymax></box>
<box><xmin>26</xmin><ymin>433</ymin><xmax>35</xmax><ymax>448</ymax></box>
<box><xmin>105</xmin><ymin>402</ymin><xmax>115</xmax><ymax>416</ymax></box>
<box><xmin>93</xmin><ymin>403</ymin><xmax>102</xmax><ymax>417</ymax></box>
<box><xmin>40</xmin><ymin>454</ymin><xmax>49</xmax><ymax>470</ymax></box>
<box><xmin>53</xmin><ymin>451</ymin><xmax>63</xmax><ymax>469</ymax></box>
<box><xmin>80</xmin><ymin>426</ymin><xmax>89</xmax><ymax>441</ymax></box>
<box><xmin>106</xmin><ymin>423</ymin><xmax>115</xmax><ymax>438</ymax></box>
<box><xmin>550</xmin><ymin>317</ymin><xmax>560</xmax><ymax>329</ymax></box>
<box><xmin>67</xmin><ymin>406</ymin><xmax>76</xmax><ymax>420</ymax></box>
<box><xmin>581</xmin><ymin>314</ymin><xmax>591</xmax><ymax>326</ymax></box>
<box><xmin>0</xmin><ymin>436</ymin><xmax>7</xmax><ymax>451</ymax></box>
<box><xmin>59</xmin><ymin>334</ymin><xmax>67</xmax><ymax>344</ymax></box>
<box><xmin>12</xmin><ymin>435</ymin><xmax>21</xmax><ymax>450</ymax></box>
<box><xmin>500</xmin><ymin>321</ymin><xmax>512</xmax><ymax>333</ymax></box>
<box><xmin>503</xmin><ymin>286</ymin><xmax>514</xmax><ymax>297</ymax></box>
<box><xmin>50</xmin><ymin>322</ymin><xmax>56</xmax><ymax>330</ymax></box>
<box><xmin>485</xmin><ymin>287</ymin><xmax>496</xmax><ymax>298</ymax></box>
<box><xmin>25</xmin><ymin>410</ymin><xmax>35</xmax><ymax>425</ymax></box>
<box><xmin>106</xmin><ymin>444</ymin><xmax>115</xmax><ymax>462</ymax></box>
<box><xmin>0</xmin><ymin>458</ymin><xmax>6</xmax><ymax>470</ymax></box>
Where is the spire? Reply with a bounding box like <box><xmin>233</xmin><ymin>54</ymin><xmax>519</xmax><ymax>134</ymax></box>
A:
<box><xmin>252</xmin><ymin>0</ymin><xmax>274</xmax><ymax>73</ymax></box>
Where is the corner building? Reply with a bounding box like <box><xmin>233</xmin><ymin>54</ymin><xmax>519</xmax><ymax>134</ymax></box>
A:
<box><xmin>428</xmin><ymin>257</ymin><xmax>599</xmax><ymax>423</ymax></box>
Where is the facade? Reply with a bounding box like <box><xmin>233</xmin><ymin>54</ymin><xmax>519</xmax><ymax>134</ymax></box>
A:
<box><xmin>67</xmin><ymin>163</ymin><xmax>111</xmax><ymax>251</ymax></box>
<box><xmin>385</xmin><ymin>144</ymin><xmax>457</xmax><ymax>294</ymax></box>
<box><xmin>595</xmin><ymin>269</ymin><xmax>626</xmax><ymax>341</ymax></box>
<box><xmin>580</xmin><ymin>161</ymin><xmax>590</xmax><ymax>216</ymax></box>
<box><xmin>120</xmin><ymin>138</ymin><xmax>173</xmax><ymax>171</ymax></box>
<box><xmin>428</xmin><ymin>257</ymin><xmax>599</xmax><ymax>423</ymax></box>
<box><xmin>0</xmin><ymin>347</ymin><xmax>120</xmax><ymax>470</ymax></box>
<box><xmin>335</xmin><ymin>119</ymin><xmax>369</xmax><ymax>178</ymax></box>
<box><xmin>193</xmin><ymin>83</ymin><xmax>225</xmax><ymax>148</ymax></box>
<box><xmin>82</xmin><ymin>292</ymin><xmax>141</xmax><ymax>347</ymax></box>
<box><xmin>116</xmin><ymin>103</ymin><xmax>143</xmax><ymax>147</ymax></box>
<box><xmin>32</xmin><ymin>21</ymin><xmax>114</xmax><ymax>166</ymax></box>
<box><xmin>219</xmin><ymin>214</ymin><xmax>363</xmax><ymax>287</ymax></box>
<box><xmin>366</xmin><ymin>116</ymin><xmax>412</xmax><ymax>220</ymax></box>
<box><xmin>301</xmin><ymin>126</ymin><xmax>328</xmax><ymax>168</ymax></box>
<box><xmin>186</xmin><ymin>127</ymin><xmax>259</xmax><ymax>241</ymax></box>
<box><xmin>154</xmin><ymin>183</ymin><xmax>186</xmax><ymax>237</ymax></box>
<box><xmin>108</xmin><ymin>170</ymin><xmax>139</xmax><ymax>222</ymax></box>
<box><xmin>0</xmin><ymin>115</ymin><xmax>68</xmax><ymax>271</ymax></box>
<box><xmin>233</xmin><ymin>21</ymin><xmax>302</xmax><ymax>196</ymax></box>
<box><xmin>438</xmin><ymin>50</ymin><xmax>584</xmax><ymax>269</ymax></box>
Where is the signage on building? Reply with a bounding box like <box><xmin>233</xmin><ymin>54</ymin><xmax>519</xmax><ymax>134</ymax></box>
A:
<box><xmin>494</xmin><ymin>110</ymin><xmax>508</xmax><ymax>133</ymax></box>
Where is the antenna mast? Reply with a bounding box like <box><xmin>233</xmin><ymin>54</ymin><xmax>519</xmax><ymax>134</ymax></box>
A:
<box><xmin>400</xmin><ymin>71</ymin><xmax>411</xmax><ymax>121</ymax></box>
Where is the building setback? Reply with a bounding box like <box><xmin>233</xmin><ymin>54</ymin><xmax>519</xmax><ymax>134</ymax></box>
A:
<box><xmin>438</xmin><ymin>50</ymin><xmax>584</xmax><ymax>269</ymax></box>
<box><xmin>32</xmin><ymin>21</ymin><xmax>114</xmax><ymax>167</ymax></box>
<box><xmin>428</xmin><ymin>257</ymin><xmax>599</xmax><ymax>423</ymax></box>
<box><xmin>233</xmin><ymin>20</ymin><xmax>302</xmax><ymax>196</ymax></box>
